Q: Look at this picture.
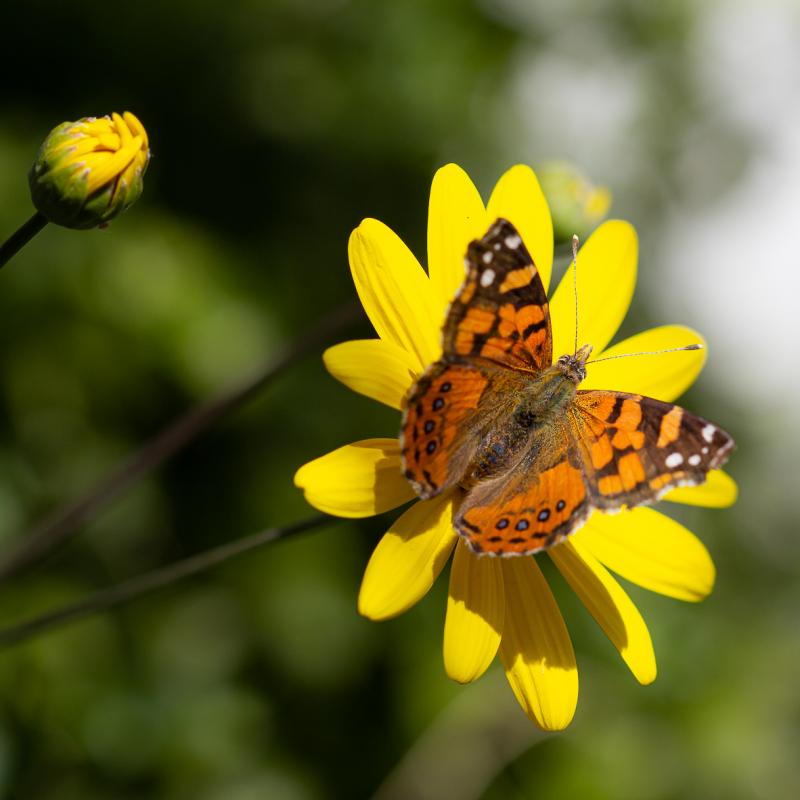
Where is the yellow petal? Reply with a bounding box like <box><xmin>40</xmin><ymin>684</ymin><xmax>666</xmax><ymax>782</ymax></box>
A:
<box><xmin>664</xmin><ymin>469</ymin><xmax>738</xmax><ymax>508</ymax></box>
<box><xmin>486</xmin><ymin>165</ymin><xmax>554</xmax><ymax>292</ymax></box>
<box><xmin>582</xmin><ymin>325</ymin><xmax>706</xmax><ymax>401</ymax></box>
<box><xmin>427</xmin><ymin>164</ymin><xmax>488</xmax><ymax>319</ymax></box>
<box><xmin>443</xmin><ymin>539</ymin><xmax>505</xmax><ymax>684</ymax></box>
<box><xmin>349</xmin><ymin>219</ymin><xmax>440</xmax><ymax>370</ymax></box>
<box><xmin>550</xmin><ymin>540</ymin><xmax>656</xmax><ymax>685</ymax></box>
<box><xmin>323</xmin><ymin>339</ymin><xmax>418</xmax><ymax>410</ymax></box>
<box><xmin>498</xmin><ymin>557</ymin><xmax>578</xmax><ymax>730</ymax></box>
<box><xmin>294</xmin><ymin>439</ymin><xmax>415</xmax><ymax>518</ymax></box>
<box><xmin>358</xmin><ymin>493</ymin><xmax>458</xmax><ymax>620</ymax></box>
<box><xmin>574</xmin><ymin>507</ymin><xmax>715</xmax><ymax>602</ymax></box>
<box><xmin>550</xmin><ymin>220</ymin><xmax>638</xmax><ymax>359</ymax></box>
<box><xmin>84</xmin><ymin>136</ymin><xmax>142</xmax><ymax>194</ymax></box>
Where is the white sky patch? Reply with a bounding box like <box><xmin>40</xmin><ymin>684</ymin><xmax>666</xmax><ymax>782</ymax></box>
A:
<box><xmin>507</xmin><ymin>47</ymin><xmax>643</xmax><ymax>184</ymax></box>
<box><xmin>659</xmin><ymin>0</ymin><xmax>800</xmax><ymax>429</ymax></box>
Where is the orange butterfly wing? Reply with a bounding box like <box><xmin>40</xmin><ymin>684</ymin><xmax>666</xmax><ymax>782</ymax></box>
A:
<box><xmin>401</xmin><ymin>362</ymin><xmax>492</xmax><ymax>498</ymax></box>
<box><xmin>571</xmin><ymin>390</ymin><xmax>735</xmax><ymax>508</ymax></box>
<box><xmin>455</xmin><ymin>424</ymin><xmax>591</xmax><ymax>556</ymax></box>
<box><xmin>442</xmin><ymin>218</ymin><xmax>552</xmax><ymax>373</ymax></box>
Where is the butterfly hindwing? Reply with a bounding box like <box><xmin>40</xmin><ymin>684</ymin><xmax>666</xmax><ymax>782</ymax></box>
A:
<box><xmin>572</xmin><ymin>390</ymin><xmax>735</xmax><ymax>508</ymax></box>
<box><xmin>400</xmin><ymin>361</ymin><xmax>494</xmax><ymax>499</ymax></box>
<box><xmin>455</xmin><ymin>423</ymin><xmax>591</xmax><ymax>555</ymax></box>
<box><xmin>443</xmin><ymin>218</ymin><xmax>552</xmax><ymax>373</ymax></box>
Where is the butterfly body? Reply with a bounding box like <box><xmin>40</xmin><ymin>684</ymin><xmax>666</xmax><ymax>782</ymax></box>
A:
<box><xmin>466</xmin><ymin>365</ymin><xmax>570</xmax><ymax>480</ymax></box>
<box><xmin>400</xmin><ymin>219</ymin><xmax>734</xmax><ymax>556</ymax></box>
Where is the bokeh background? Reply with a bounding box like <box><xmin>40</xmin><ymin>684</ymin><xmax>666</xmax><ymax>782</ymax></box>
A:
<box><xmin>1</xmin><ymin>0</ymin><xmax>799</xmax><ymax>798</ymax></box>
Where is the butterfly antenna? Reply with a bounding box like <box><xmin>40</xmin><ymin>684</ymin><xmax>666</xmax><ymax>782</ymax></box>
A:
<box><xmin>572</xmin><ymin>234</ymin><xmax>579</xmax><ymax>356</ymax></box>
<box><xmin>586</xmin><ymin>343</ymin><xmax>703</xmax><ymax>365</ymax></box>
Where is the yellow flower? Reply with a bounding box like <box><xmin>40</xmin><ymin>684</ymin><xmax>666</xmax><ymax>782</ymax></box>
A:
<box><xmin>294</xmin><ymin>164</ymin><xmax>737</xmax><ymax>730</ymax></box>
<box><xmin>29</xmin><ymin>112</ymin><xmax>150</xmax><ymax>229</ymax></box>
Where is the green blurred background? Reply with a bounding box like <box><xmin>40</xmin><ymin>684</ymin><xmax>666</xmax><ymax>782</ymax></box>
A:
<box><xmin>1</xmin><ymin>0</ymin><xmax>798</xmax><ymax>798</ymax></box>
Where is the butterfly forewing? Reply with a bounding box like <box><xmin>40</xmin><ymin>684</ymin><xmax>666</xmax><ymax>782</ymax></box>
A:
<box><xmin>400</xmin><ymin>362</ymin><xmax>493</xmax><ymax>498</ymax></box>
<box><xmin>573</xmin><ymin>390</ymin><xmax>735</xmax><ymax>507</ymax></box>
<box><xmin>442</xmin><ymin>218</ymin><xmax>553</xmax><ymax>372</ymax></box>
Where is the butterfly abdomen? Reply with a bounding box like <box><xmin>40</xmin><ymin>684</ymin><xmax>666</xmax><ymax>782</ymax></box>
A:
<box><xmin>468</xmin><ymin>429</ymin><xmax>527</xmax><ymax>485</ymax></box>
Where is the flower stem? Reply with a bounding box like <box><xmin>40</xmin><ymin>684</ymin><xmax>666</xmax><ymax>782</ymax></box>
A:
<box><xmin>0</xmin><ymin>513</ymin><xmax>336</xmax><ymax>649</ymax></box>
<box><xmin>0</xmin><ymin>212</ymin><xmax>48</xmax><ymax>269</ymax></box>
<box><xmin>0</xmin><ymin>299</ymin><xmax>361</xmax><ymax>582</ymax></box>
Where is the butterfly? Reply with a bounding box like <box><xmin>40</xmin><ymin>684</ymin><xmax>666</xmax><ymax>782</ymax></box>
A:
<box><xmin>399</xmin><ymin>218</ymin><xmax>734</xmax><ymax>556</ymax></box>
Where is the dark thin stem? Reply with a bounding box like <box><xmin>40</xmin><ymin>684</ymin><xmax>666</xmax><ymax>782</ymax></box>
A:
<box><xmin>0</xmin><ymin>299</ymin><xmax>361</xmax><ymax>581</ymax></box>
<box><xmin>0</xmin><ymin>514</ymin><xmax>335</xmax><ymax>649</ymax></box>
<box><xmin>0</xmin><ymin>212</ymin><xmax>48</xmax><ymax>269</ymax></box>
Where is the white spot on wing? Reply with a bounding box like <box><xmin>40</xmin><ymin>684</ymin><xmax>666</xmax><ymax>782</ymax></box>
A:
<box><xmin>665</xmin><ymin>452</ymin><xmax>684</xmax><ymax>468</ymax></box>
<box><xmin>702</xmin><ymin>446</ymin><xmax>709</xmax><ymax>454</ymax></box>
<box><xmin>688</xmin><ymin>454</ymin><xmax>702</xmax><ymax>466</ymax></box>
<box><xmin>504</xmin><ymin>234</ymin><xmax>522</xmax><ymax>249</ymax></box>
<box><xmin>702</xmin><ymin>424</ymin><xmax>716</xmax><ymax>442</ymax></box>
<box><xmin>480</xmin><ymin>269</ymin><xmax>495</xmax><ymax>287</ymax></box>
<box><xmin>482</xmin><ymin>251</ymin><xmax>493</xmax><ymax>264</ymax></box>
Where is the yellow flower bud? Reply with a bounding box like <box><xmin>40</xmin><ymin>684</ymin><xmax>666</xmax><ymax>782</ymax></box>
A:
<box><xmin>538</xmin><ymin>161</ymin><xmax>612</xmax><ymax>243</ymax></box>
<box><xmin>28</xmin><ymin>112</ymin><xmax>150</xmax><ymax>229</ymax></box>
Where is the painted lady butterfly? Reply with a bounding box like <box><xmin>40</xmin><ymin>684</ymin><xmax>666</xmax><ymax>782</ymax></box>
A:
<box><xmin>400</xmin><ymin>219</ymin><xmax>734</xmax><ymax>556</ymax></box>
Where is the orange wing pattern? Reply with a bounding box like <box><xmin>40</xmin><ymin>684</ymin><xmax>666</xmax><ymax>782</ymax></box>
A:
<box><xmin>400</xmin><ymin>361</ymin><xmax>492</xmax><ymax>499</ymax></box>
<box><xmin>452</xmin><ymin>390</ymin><xmax>735</xmax><ymax>556</ymax></box>
<box><xmin>455</xmin><ymin>424</ymin><xmax>591</xmax><ymax>555</ymax></box>
<box><xmin>442</xmin><ymin>219</ymin><xmax>552</xmax><ymax>373</ymax></box>
<box><xmin>572</xmin><ymin>390</ymin><xmax>735</xmax><ymax>509</ymax></box>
